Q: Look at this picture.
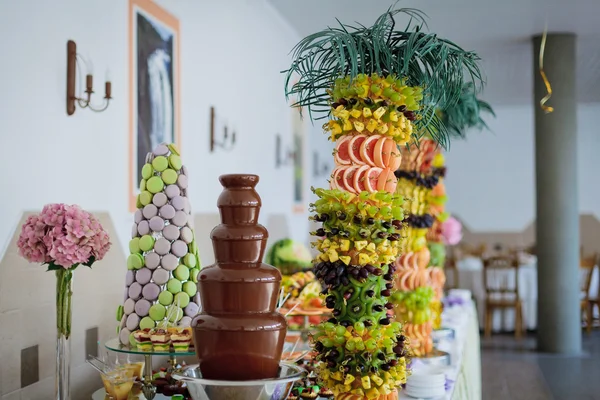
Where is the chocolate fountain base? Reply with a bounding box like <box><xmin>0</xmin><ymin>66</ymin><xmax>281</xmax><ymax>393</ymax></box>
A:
<box><xmin>172</xmin><ymin>362</ymin><xmax>304</xmax><ymax>400</ymax></box>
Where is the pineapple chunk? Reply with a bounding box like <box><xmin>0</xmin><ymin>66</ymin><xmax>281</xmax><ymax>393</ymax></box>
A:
<box><xmin>332</xmin><ymin>122</ymin><xmax>343</xmax><ymax>134</ymax></box>
<box><xmin>377</xmin><ymin>124</ymin><xmax>389</xmax><ymax>134</ymax></box>
<box><xmin>344</xmin><ymin>374</ymin><xmax>355</xmax><ymax>385</ymax></box>
<box><xmin>382</xmin><ymin>371</ymin><xmax>393</xmax><ymax>382</ymax></box>
<box><xmin>353</xmin><ymin>121</ymin><xmax>365</xmax><ymax>132</ymax></box>
<box><xmin>361</xmin><ymin>376</ymin><xmax>371</xmax><ymax>389</ymax></box>
<box><xmin>320</xmin><ymin>253</ymin><xmax>330</xmax><ymax>262</ymax></box>
<box><xmin>343</xmin><ymin>119</ymin><xmax>353</xmax><ymax>131</ymax></box>
<box><xmin>366</xmin><ymin>388</ymin><xmax>379</xmax><ymax>399</ymax></box>
<box><xmin>358</xmin><ymin>253</ymin><xmax>371</xmax><ymax>265</ymax></box>
<box><xmin>322</xmin><ymin>369</ymin><xmax>330</xmax><ymax>379</ymax></box>
<box><xmin>340</xmin><ymin>239</ymin><xmax>351</xmax><ymax>252</ymax></box>
<box><xmin>366</xmin><ymin>119</ymin><xmax>378</xmax><ymax>133</ymax></box>
<box><xmin>381</xmin><ymin>384</ymin><xmax>391</xmax><ymax>395</ymax></box>
<box><xmin>389</xmin><ymin>111</ymin><xmax>399</xmax><ymax>122</ymax></box>
<box><xmin>342</xmin><ymin>385</ymin><xmax>352</xmax><ymax>392</ymax></box>
<box><xmin>321</xmin><ymin>238</ymin><xmax>331</xmax><ymax>248</ymax></box>
<box><xmin>351</xmin><ymin>388</ymin><xmax>365</xmax><ymax>396</ymax></box>
<box><xmin>373</xmin><ymin>107</ymin><xmax>386</xmax><ymax>120</ymax></box>
<box><xmin>339</xmin><ymin>256</ymin><xmax>351</xmax><ymax>265</ymax></box>
<box><xmin>331</xmin><ymin>371</ymin><xmax>343</xmax><ymax>381</ymax></box>
<box><xmin>326</xmin><ymin>249</ymin><xmax>339</xmax><ymax>262</ymax></box>
<box><xmin>350</xmin><ymin>109</ymin><xmax>362</xmax><ymax>118</ymax></box>
<box><xmin>371</xmin><ymin>374</ymin><xmax>383</xmax><ymax>386</ymax></box>
<box><xmin>354</xmin><ymin>240</ymin><xmax>368</xmax><ymax>251</ymax></box>
<box><xmin>363</xmin><ymin>107</ymin><xmax>372</xmax><ymax>118</ymax></box>
<box><xmin>366</xmin><ymin>243</ymin><xmax>376</xmax><ymax>252</ymax></box>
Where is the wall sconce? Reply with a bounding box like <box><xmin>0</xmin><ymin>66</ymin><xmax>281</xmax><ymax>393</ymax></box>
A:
<box><xmin>275</xmin><ymin>134</ymin><xmax>295</xmax><ymax>168</ymax></box>
<box><xmin>313</xmin><ymin>151</ymin><xmax>330</xmax><ymax>178</ymax></box>
<box><xmin>66</xmin><ymin>40</ymin><xmax>111</xmax><ymax>116</ymax></box>
<box><xmin>209</xmin><ymin>106</ymin><xmax>236</xmax><ymax>152</ymax></box>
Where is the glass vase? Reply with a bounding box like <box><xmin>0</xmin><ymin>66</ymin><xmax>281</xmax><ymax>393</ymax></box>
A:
<box><xmin>55</xmin><ymin>268</ymin><xmax>73</xmax><ymax>400</ymax></box>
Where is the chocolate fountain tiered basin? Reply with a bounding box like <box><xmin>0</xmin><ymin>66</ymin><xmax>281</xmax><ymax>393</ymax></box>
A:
<box><xmin>174</xmin><ymin>175</ymin><xmax>303</xmax><ymax>400</ymax></box>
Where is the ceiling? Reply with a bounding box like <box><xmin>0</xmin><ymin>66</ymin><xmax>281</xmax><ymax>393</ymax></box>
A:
<box><xmin>268</xmin><ymin>0</ymin><xmax>600</xmax><ymax>105</ymax></box>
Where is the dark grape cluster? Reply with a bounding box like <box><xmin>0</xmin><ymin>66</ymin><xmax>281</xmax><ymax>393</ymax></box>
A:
<box><xmin>431</xmin><ymin>167</ymin><xmax>446</xmax><ymax>179</ymax></box>
<box><xmin>403</xmin><ymin>214</ymin><xmax>434</xmax><ymax>229</ymax></box>
<box><xmin>394</xmin><ymin>170</ymin><xmax>440</xmax><ymax>189</ymax></box>
<box><xmin>311</xmin><ymin>213</ymin><xmax>402</xmax><ymax>242</ymax></box>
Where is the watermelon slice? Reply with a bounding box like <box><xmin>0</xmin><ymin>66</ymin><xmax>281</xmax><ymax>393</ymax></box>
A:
<box><xmin>353</xmin><ymin>165</ymin><xmax>370</xmax><ymax>193</ymax></box>
<box><xmin>360</xmin><ymin>135</ymin><xmax>380</xmax><ymax>167</ymax></box>
<box><xmin>365</xmin><ymin>167</ymin><xmax>383</xmax><ymax>192</ymax></box>
<box><xmin>348</xmin><ymin>135</ymin><xmax>367</xmax><ymax>165</ymax></box>
<box><xmin>334</xmin><ymin>136</ymin><xmax>352</xmax><ymax>165</ymax></box>
<box><xmin>342</xmin><ymin>165</ymin><xmax>359</xmax><ymax>193</ymax></box>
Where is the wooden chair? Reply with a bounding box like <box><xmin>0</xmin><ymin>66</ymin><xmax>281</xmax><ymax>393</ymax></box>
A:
<box><xmin>483</xmin><ymin>255</ymin><xmax>522</xmax><ymax>339</ymax></box>
<box><xmin>580</xmin><ymin>254</ymin><xmax>597</xmax><ymax>333</ymax></box>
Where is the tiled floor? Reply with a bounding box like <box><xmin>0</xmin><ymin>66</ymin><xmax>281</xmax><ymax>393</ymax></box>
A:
<box><xmin>481</xmin><ymin>331</ymin><xmax>600</xmax><ymax>400</ymax></box>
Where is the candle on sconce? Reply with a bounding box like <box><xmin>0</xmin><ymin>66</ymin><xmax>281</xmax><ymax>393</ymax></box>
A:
<box><xmin>85</xmin><ymin>74</ymin><xmax>93</xmax><ymax>94</ymax></box>
<box><xmin>105</xmin><ymin>81</ymin><xmax>112</xmax><ymax>99</ymax></box>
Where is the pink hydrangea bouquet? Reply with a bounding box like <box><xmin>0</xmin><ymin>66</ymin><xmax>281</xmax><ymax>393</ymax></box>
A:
<box><xmin>441</xmin><ymin>216</ymin><xmax>463</xmax><ymax>246</ymax></box>
<box><xmin>17</xmin><ymin>204</ymin><xmax>111</xmax><ymax>337</ymax></box>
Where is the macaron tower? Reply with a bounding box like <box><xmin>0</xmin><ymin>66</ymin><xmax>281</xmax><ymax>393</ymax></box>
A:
<box><xmin>117</xmin><ymin>143</ymin><xmax>201</xmax><ymax>345</ymax></box>
<box><xmin>284</xmin><ymin>7</ymin><xmax>483</xmax><ymax>398</ymax></box>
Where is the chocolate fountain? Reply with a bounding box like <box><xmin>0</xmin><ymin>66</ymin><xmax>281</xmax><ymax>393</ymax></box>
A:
<box><xmin>191</xmin><ymin>174</ymin><xmax>287</xmax><ymax>381</ymax></box>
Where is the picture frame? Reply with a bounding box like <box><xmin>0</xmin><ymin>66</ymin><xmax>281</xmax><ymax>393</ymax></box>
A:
<box><xmin>128</xmin><ymin>0</ymin><xmax>181</xmax><ymax>211</ymax></box>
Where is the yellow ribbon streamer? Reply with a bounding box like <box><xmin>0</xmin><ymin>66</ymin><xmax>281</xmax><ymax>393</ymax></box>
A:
<box><xmin>539</xmin><ymin>27</ymin><xmax>554</xmax><ymax>113</ymax></box>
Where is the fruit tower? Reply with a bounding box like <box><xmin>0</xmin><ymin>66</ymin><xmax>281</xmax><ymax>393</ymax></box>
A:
<box><xmin>284</xmin><ymin>7</ymin><xmax>483</xmax><ymax>399</ymax></box>
<box><xmin>393</xmin><ymin>141</ymin><xmax>439</xmax><ymax>356</ymax></box>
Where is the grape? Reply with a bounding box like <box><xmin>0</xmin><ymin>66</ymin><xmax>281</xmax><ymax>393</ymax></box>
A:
<box><xmin>322</xmin><ymin>338</ymin><xmax>335</xmax><ymax>347</ymax></box>
<box><xmin>334</xmin><ymin>335</ymin><xmax>346</xmax><ymax>345</ymax></box>
<box><xmin>345</xmin><ymin>340</ymin><xmax>356</xmax><ymax>351</ymax></box>
<box><xmin>336</xmin><ymin>326</ymin><xmax>347</xmax><ymax>336</ymax></box>
<box><xmin>365</xmin><ymin>339</ymin><xmax>377</xmax><ymax>351</ymax></box>
<box><xmin>354</xmin><ymin>321</ymin><xmax>365</xmax><ymax>335</ymax></box>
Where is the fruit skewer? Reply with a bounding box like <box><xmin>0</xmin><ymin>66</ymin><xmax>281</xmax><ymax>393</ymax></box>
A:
<box><xmin>283</xmin><ymin>7</ymin><xmax>483</xmax><ymax>399</ymax></box>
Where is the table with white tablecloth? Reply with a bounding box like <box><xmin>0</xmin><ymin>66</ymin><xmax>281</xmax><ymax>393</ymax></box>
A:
<box><xmin>400</xmin><ymin>297</ymin><xmax>481</xmax><ymax>400</ymax></box>
<box><xmin>455</xmin><ymin>256</ymin><xmax>599</xmax><ymax>332</ymax></box>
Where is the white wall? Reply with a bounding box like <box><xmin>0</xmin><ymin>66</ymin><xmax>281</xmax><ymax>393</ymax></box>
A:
<box><xmin>445</xmin><ymin>102</ymin><xmax>600</xmax><ymax>232</ymax></box>
<box><xmin>0</xmin><ymin>0</ymin><xmax>305</xmax><ymax>260</ymax></box>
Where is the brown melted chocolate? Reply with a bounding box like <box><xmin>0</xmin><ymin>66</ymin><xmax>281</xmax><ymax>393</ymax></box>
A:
<box><xmin>192</xmin><ymin>174</ymin><xmax>287</xmax><ymax>380</ymax></box>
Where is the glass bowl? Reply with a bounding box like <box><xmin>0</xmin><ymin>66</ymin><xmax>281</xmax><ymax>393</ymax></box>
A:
<box><xmin>172</xmin><ymin>361</ymin><xmax>304</xmax><ymax>400</ymax></box>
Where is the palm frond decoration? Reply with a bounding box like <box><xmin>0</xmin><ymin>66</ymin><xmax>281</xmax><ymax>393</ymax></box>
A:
<box><xmin>283</xmin><ymin>6</ymin><xmax>484</xmax><ymax>148</ymax></box>
<box><xmin>441</xmin><ymin>82</ymin><xmax>495</xmax><ymax>139</ymax></box>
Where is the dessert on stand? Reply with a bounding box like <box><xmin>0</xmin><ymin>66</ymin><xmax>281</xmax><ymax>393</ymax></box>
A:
<box><xmin>283</xmin><ymin>6</ymin><xmax>484</xmax><ymax>398</ymax></box>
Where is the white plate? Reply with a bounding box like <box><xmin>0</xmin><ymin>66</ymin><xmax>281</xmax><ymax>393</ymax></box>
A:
<box><xmin>404</xmin><ymin>386</ymin><xmax>445</xmax><ymax>399</ymax></box>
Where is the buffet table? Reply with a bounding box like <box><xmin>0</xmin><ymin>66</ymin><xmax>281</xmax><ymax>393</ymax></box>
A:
<box><xmin>399</xmin><ymin>296</ymin><xmax>481</xmax><ymax>400</ymax></box>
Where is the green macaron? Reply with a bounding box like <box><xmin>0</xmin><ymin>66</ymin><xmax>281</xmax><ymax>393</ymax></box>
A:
<box><xmin>138</xmin><ymin>235</ymin><xmax>155</xmax><ymax>252</ymax></box>
<box><xmin>139</xmin><ymin>179</ymin><xmax>146</xmax><ymax>192</ymax></box>
<box><xmin>173</xmin><ymin>264</ymin><xmax>190</xmax><ymax>281</ymax></box>
<box><xmin>182</xmin><ymin>281</ymin><xmax>197</xmax><ymax>297</ymax></box>
<box><xmin>174</xmin><ymin>292</ymin><xmax>190</xmax><ymax>308</ymax></box>
<box><xmin>149</xmin><ymin>304</ymin><xmax>166</xmax><ymax>321</ymax></box>
<box><xmin>183</xmin><ymin>253</ymin><xmax>196</xmax><ymax>268</ymax></box>
<box><xmin>127</xmin><ymin>254</ymin><xmax>144</xmax><ymax>270</ymax></box>
<box><xmin>152</xmin><ymin>156</ymin><xmax>169</xmax><ymax>172</ymax></box>
<box><xmin>167</xmin><ymin>305</ymin><xmax>183</xmax><ymax>323</ymax></box>
<box><xmin>167</xmin><ymin>278</ymin><xmax>182</xmax><ymax>294</ymax></box>
<box><xmin>129</xmin><ymin>237</ymin><xmax>141</xmax><ymax>254</ymax></box>
<box><xmin>158</xmin><ymin>290</ymin><xmax>174</xmax><ymax>306</ymax></box>
<box><xmin>146</xmin><ymin>176</ymin><xmax>165</xmax><ymax>194</ymax></box>
<box><xmin>139</xmin><ymin>191</ymin><xmax>153</xmax><ymax>206</ymax></box>
<box><xmin>190</xmin><ymin>268</ymin><xmax>200</xmax><ymax>283</ymax></box>
<box><xmin>167</xmin><ymin>143</ymin><xmax>180</xmax><ymax>156</ymax></box>
<box><xmin>169</xmin><ymin>154</ymin><xmax>182</xmax><ymax>170</ymax></box>
<box><xmin>140</xmin><ymin>317</ymin><xmax>155</xmax><ymax>330</ymax></box>
<box><xmin>116</xmin><ymin>305</ymin><xmax>124</xmax><ymax>321</ymax></box>
<box><xmin>161</xmin><ymin>169</ymin><xmax>178</xmax><ymax>185</ymax></box>
<box><xmin>141</xmin><ymin>163</ymin><xmax>154</xmax><ymax>179</ymax></box>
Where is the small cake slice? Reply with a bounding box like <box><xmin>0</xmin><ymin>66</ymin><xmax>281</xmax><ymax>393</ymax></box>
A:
<box><xmin>133</xmin><ymin>329</ymin><xmax>152</xmax><ymax>352</ymax></box>
<box><xmin>171</xmin><ymin>328</ymin><xmax>192</xmax><ymax>352</ymax></box>
<box><xmin>150</xmin><ymin>329</ymin><xmax>171</xmax><ymax>352</ymax></box>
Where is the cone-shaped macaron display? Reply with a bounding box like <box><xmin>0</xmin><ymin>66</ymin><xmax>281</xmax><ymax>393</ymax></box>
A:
<box><xmin>117</xmin><ymin>143</ymin><xmax>201</xmax><ymax>346</ymax></box>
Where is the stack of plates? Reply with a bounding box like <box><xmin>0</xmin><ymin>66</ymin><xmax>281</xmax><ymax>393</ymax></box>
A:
<box><xmin>405</xmin><ymin>366</ymin><xmax>446</xmax><ymax>399</ymax></box>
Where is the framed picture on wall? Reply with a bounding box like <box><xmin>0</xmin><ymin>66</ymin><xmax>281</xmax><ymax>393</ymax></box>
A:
<box><xmin>291</xmin><ymin>105</ymin><xmax>306</xmax><ymax>213</ymax></box>
<box><xmin>128</xmin><ymin>0</ymin><xmax>181</xmax><ymax>211</ymax></box>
